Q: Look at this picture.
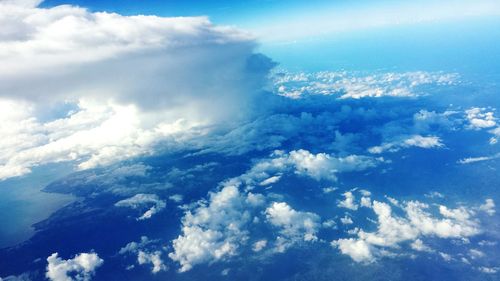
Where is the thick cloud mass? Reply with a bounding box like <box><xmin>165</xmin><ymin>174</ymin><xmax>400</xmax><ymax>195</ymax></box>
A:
<box><xmin>0</xmin><ymin>0</ymin><xmax>275</xmax><ymax>180</ymax></box>
<box><xmin>0</xmin><ymin>0</ymin><xmax>269</xmax><ymax>116</ymax></box>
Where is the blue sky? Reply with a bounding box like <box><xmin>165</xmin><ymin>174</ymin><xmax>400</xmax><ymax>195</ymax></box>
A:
<box><xmin>40</xmin><ymin>0</ymin><xmax>500</xmax><ymax>72</ymax></box>
<box><xmin>40</xmin><ymin>0</ymin><xmax>352</xmax><ymax>23</ymax></box>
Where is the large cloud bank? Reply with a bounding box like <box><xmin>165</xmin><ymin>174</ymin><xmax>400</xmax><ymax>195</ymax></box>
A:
<box><xmin>0</xmin><ymin>0</ymin><xmax>274</xmax><ymax>180</ymax></box>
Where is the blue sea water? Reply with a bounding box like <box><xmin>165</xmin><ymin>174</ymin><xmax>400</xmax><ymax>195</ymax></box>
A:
<box><xmin>0</xmin><ymin>164</ymin><xmax>75</xmax><ymax>248</ymax></box>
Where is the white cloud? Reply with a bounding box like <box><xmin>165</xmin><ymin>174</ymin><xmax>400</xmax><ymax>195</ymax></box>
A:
<box><xmin>115</xmin><ymin>194</ymin><xmax>166</xmax><ymax>220</ymax></box>
<box><xmin>332</xmin><ymin>198</ymin><xmax>482</xmax><ymax>263</ymax></box>
<box><xmin>266</xmin><ymin>202</ymin><xmax>321</xmax><ymax>246</ymax></box>
<box><xmin>0</xmin><ymin>2</ymin><xmax>256</xmax><ymax>107</ymax></box>
<box><xmin>439</xmin><ymin>252</ymin><xmax>452</xmax><ymax>262</ymax></box>
<box><xmin>479</xmin><ymin>199</ymin><xmax>495</xmax><ymax>216</ymax></box>
<box><xmin>463</xmin><ymin>107</ymin><xmax>500</xmax><ymax>144</ymax></box>
<box><xmin>0</xmin><ymin>273</ymin><xmax>32</xmax><ymax>281</ymax></box>
<box><xmin>465</xmin><ymin>108</ymin><xmax>496</xmax><ymax>129</ymax></box>
<box><xmin>46</xmin><ymin>252</ymin><xmax>103</xmax><ymax>281</ymax></box>
<box><xmin>358</xmin><ymin>189</ymin><xmax>371</xmax><ymax>197</ymax></box>
<box><xmin>478</xmin><ymin>266</ymin><xmax>499</xmax><ymax>274</ymax></box>
<box><xmin>406</xmin><ymin>201</ymin><xmax>479</xmax><ymax>238</ymax></box>
<box><xmin>468</xmin><ymin>249</ymin><xmax>485</xmax><ymax>259</ymax></box>
<box><xmin>332</xmin><ymin>238</ymin><xmax>373</xmax><ymax>263</ymax></box>
<box><xmin>273</xmin><ymin>70</ymin><xmax>458</xmax><ymax>100</ymax></box>
<box><xmin>0</xmin><ymin>0</ymin><xmax>42</xmax><ymax>7</ymax></box>
<box><xmin>252</xmin><ymin>240</ymin><xmax>268</xmax><ymax>252</ymax></box>
<box><xmin>360</xmin><ymin>196</ymin><xmax>372</xmax><ymax>208</ymax></box>
<box><xmin>357</xmin><ymin>201</ymin><xmax>419</xmax><ymax>247</ymax></box>
<box><xmin>168</xmin><ymin>194</ymin><xmax>184</xmax><ymax>203</ymax></box>
<box><xmin>413</xmin><ymin>109</ymin><xmax>458</xmax><ymax>131</ymax></box>
<box><xmin>169</xmin><ymin>147</ymin><xmax>372</xmax><ymax>272</ymax></box>
<box><xmin>169</xmin><ymin>185</ymin><xmax>262</xmax><ymax>272</ymax></box>
<box><xmin>230</xmin><ymin>149</ymin><xmax>381</xmax><ymax>188</ymax></box>
<box><xmin>410</xmin><ymin>239</ymin><xmax>432</xmax><ymax>252</ymax></box>
<box><xmin>0</xmin><ymin>1</ymin><xmax>274</xmax><ymax>180</ymax></box>
<box><xmin>424</xmin><ymin>191</ymin><xmax>445</xmax><ymax>199</ymax></box>
<box><xmin>368</xmin><ymin>135</ymin><xmax>443</xmax><ymax>154</ymax></box>
<box><xmin>478</xmin><ymin>240</ymin><xmax>497</xmax><ymax>247</ymax></box>
<box><xmin>137</xmin><ymin>251</ymin><xmax>166</xmax><ymax>274</ymax></box>
<box><xmin>340</xmin><ymin>215</ymin><xmax>354</xmax><ymax>225</ymax></box>
<box><xmin>322</xmin><ymin>219</ymin><xmax>337</xmax><ymax>228</ymax></box>
<box><xmin>287</xmin><ymin>150</ymin><xmax>380</xmax><ymax>181</ymax></box>
<box><xmin>289</xmin><ymin>150</ymin><xmax>381</xmax><ymax>181</ymax></box>
<box><xmin>119</xmin><ymin>236</ymin><xmax>167</xmax><ymax>273</ymax></box>
<box><xmin>458</xmin><ymin>153</ymin><xmax>500</xmax><ymax>164</ymax></box>
<box><xmin>322</xmin><ymin>187</ymin><xmax>338</xmax><ymax>194</ymax></box>
<box><xmin>259</xmin><ymin>175</ymin><xmax>281</xmax><ymax>186</ymax></box>
<box><xmin>489</xmin><ymin>127</ymin><xmax>500</xmax><ymax>144</ymax></box>
<box><xmin>338</xmin><ymin>191</ymin><xmax>358</xmax><ymax>210</ymax></box>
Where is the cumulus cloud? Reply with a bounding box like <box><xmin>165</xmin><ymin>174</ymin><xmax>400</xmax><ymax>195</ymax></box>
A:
<box><xmin>465</xmin><ymin>108</ymin><xmax>497</xmax><ymax>129</ymax></box>
<box><xmin>360</xmin><ymin>196</ymin><xmax>372</xmax><ymax>208</ymax></box>
<box><xmin>338</xmin><ymin>191</ymin><xmax>359</xmax><ymax>210</ymax></box>
<box><xmin>322</xmin><ymin>219</ymin><xmax>337</xmax><ymax>229</ymax></box>
<box><xmin>115</xmin><ymin>193</ymin><xmax>166</xmax><ymax>220</ymax></box>
<box><xmin>462</xmin><ymin>107</ymin><xmax>500</xmax><ymax>144</ymax></box>
<box><xmin>252</xmin><ymin>240</ymin><xmax>268</xmax><ymax>252</ymax></box>
<box><xmin>239</xmin><ymin>149</ymin><xmax>382</xmax><ymax>185</ymax></box>
<box><xmin>170</xmin><ymin>148</ymin><xmax>354</xmax><ymax>271</ymax></box>
<box><xmin>332</xmin><ymin>238</ymin><xmax>373</xmax><ymax>263</ymax></box>
<box><xmin>273</xmin><ymin>70</ymin><xmax>458</xmax><ymax>100</ymax></box>
<box><xmin>137</xmin><ymin>251</ymin><xmax>166</xmax><ymax>274</ymax></box>
<box><xmin>479</xmin><ymin>199</ymin><xmax>495</xmax><ymax>216</ymax></box>
<box><xmin>46</xmin><ymin>252</ymin><xmax>103</xmax><ymax>281</ymax></box>
<box><xmin>266</xmin><ymin>202</ymin><xmax>320</xmax><ymax>250</ymax></box>
<box><xmin>119</xmin><ymin>236</ymin><xmax>167</xmax><ymax>273</ymax></box>
<box><xmin>368</xmin><ymin>135</ymin><xmax>443</xmax><ymax>154</ymax></box>
<box><xmin>0</xmin><ymin>1</ymin><xmax>274</xmax><ymax>180</ymax></box>
<box><xmin>168</xmin><ymin>185</ymin><xmax>264</xmax><ymax>272</ymax></box>
<box><xmin>489</xmin><ymin>126</ymin><xmax>500</xmax><ymax>144</ymax></box>
<box><xmin>340</xmin><ymin>215</ymin><xmax>354</xmax><ymax>225</ymax></box>
<box><xmin>410</xmin><ymin>239</ymin><xmax>432</xmax><ymax>252</ymax></box>
<box><xmin>287</xmin><ymin>150</ymin><xmax>380</xmax><ymax>180</ymax></box>
<box><xmin>332</xmin><ymin>198</ymin><xmax>483</xmax><ymax>263</ymax></box>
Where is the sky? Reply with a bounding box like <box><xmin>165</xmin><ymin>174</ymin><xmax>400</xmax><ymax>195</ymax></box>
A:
<box><xmin>39</xmin><ymin>0</ymin><xmax>500</xmax><ymax>72</ymax></box>
<box><xmin>1</xmin><ymin>0</ymin><xmax>500</xmax><ymax>280</ymax></box>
